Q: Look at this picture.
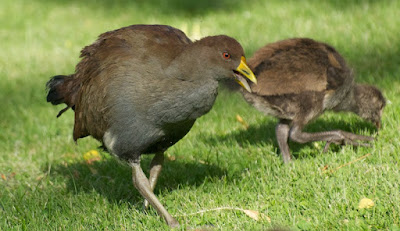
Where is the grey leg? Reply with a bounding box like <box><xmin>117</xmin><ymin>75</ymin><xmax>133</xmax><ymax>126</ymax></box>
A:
<box><xmin>129</xmin><ymin>160</ymin><xmax>179</xmax><ymax>228</ymax></box>
<box><xmin>323</xmin><ymin>141</ymin><xmax>332</xmax><ymax>153</ymax></box>
<box><xmin>289</xmin><ymin>125</ymin><xmax>374</xmax><ymax>148</ymax></box>
<box><xmin>275</xmin><ymin>121</ymin><xmax>291</xmax><ymax>164</ymax></box>
<box><xmin>144</xmin><ymin>152</ymin><xmax>164</xmax><ymax>209</ymax></box>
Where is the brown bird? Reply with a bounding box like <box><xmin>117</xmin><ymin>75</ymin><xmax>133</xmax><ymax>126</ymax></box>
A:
<box><xmin>46</xmin><ymin>24</ymin><xmax>257</xmax><ymax>227</ymax></box>
<box><xmin>241</xmin><ymin>38</ymin><xmax>385</xmax><ymax>163</ymax></box>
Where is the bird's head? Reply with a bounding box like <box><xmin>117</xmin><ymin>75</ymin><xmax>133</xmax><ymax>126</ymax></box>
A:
<box><xmin>354</xmin><ymin>84</ymin><xmax>386</xmax><ymax>129</ymax></box>
<box><xmin>195</xmin><ymin>35</ymin><xmax>257</xmax><ymax>92</ymax></box>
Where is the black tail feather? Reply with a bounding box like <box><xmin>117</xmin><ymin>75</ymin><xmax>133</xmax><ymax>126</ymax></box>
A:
<box><xmin>46</xmin><ymin>75</ymin><xmax>76</xmax><ymax>117</ymax></box>
<box><xmin>46</xmin><ymin>75</ymin><xmax>68</xmax><ymax>105</ymax></box>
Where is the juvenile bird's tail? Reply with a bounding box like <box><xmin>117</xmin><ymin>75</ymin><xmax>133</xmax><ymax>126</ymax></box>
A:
<box><xmin>46</xmin><ymin>75</ymin><xmax>78</xmax><ymax>117</ymax></box>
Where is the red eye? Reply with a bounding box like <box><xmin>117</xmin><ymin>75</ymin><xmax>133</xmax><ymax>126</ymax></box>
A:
<box><xmin>222</xmin><ymin>52</ymin><xmax>231</xmax><ymax>59</ymax></box>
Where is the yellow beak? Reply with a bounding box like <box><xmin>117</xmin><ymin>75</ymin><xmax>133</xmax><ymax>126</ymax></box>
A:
<box><xmin>234</xmin><ymin>56</ymin><xmax>257</xmax><ymax>92</ymax></box>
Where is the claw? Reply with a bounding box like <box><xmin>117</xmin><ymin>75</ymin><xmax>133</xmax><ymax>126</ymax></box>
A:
<box><xmin>343</xmin><ymin>140</ymin><xmax>373</xmax><ymax>148</ymax></box>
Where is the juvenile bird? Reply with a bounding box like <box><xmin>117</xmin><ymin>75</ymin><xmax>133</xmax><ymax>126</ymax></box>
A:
<box><xmin>241</xmin><ymin>38</ymin><xmax>385</xmax><ymax>163</ymax></box>
<box><xmin>46</xmin><ymin>24</ymin><xmax>257</xmax><ymax>227</ymax></box>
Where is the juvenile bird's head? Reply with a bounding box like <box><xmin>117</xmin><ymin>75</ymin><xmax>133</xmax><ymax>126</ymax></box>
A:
<box><xmin>194</xmin><ymin>35</ymin><xmax>257</xmax><ymax>92</ymax></box>
<box><xmin>353</xmin><ymin>84</ymin><xmax>386</xmax><ymax>129</ymax></box>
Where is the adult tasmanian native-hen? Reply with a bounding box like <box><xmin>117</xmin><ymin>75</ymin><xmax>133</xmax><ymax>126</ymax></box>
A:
<box><xmin>46</xmin><ymin>24</ymin><xmax>257</xmax><ymax>227</ymax></box>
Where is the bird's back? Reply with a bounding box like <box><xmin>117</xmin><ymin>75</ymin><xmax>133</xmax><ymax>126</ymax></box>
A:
<box><xmin>72</xmin><ymin>25</ymin><xmax>193</xmax><ymax>141</ymax></box>
<box><xmin>242</xmin><ymin>38</ymin><xmax>354</xmax><ymax>123</ymax></box>
<box><xmin>78</xmin><ymin>25</ymin><xmax>192</xmax><ymax>72</ymax></box>
<box><xmin>248</xmin><ymin>38</ymin><xmax>352</xmax><ymax>96</ymax></box>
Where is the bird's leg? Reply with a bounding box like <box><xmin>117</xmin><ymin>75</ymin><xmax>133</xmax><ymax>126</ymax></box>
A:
<box><xmin>289</xmin><ymin>125</ymin><xmax>374</xmax><ymax>150</ymax></box>
<box><xmin>144</xmin><ymin>152</ymin><xmax>164</xmax><ymax>209</ymax></box>
<box><xmin>275</xmin><ymin>121</ymin><xmax>292</xmax><ymax>164</ymax></box>
<box><xmin>129</xmin><ymin>160</ymin><xmax>179</xmax><ymax>228</ymax></box>
<box><xmin>323</xmin><ymin>141</ymin><xmax>332</xmax><ymax>153</ymax></box>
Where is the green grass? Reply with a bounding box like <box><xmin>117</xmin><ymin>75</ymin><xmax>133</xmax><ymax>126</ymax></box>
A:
<box><xmin>1</xmin><ymin>0</ymin><xmax>400</xmax><ymax>230</ymax></box>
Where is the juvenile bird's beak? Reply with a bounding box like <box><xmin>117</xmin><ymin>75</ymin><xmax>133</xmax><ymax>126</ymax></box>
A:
<box><xmin>234</xmin><ymin>56</ymin><xmax>257</xmax><ymax>92</ymax></box>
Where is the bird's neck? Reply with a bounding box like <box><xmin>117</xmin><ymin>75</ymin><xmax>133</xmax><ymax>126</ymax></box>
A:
<box><xmin>332</xmin><ymin>87</ymin><xmax>358</xmax><ymax>113</ymax></box>
<box><xmin>166</xmin><ymin>43</ymin><xmax>215</xmax><ymax>82</ymax></box>
<box><xmin>156</xmin><ymin>43</ymin><xmax>220</xmax><ymax>122</ymax></box>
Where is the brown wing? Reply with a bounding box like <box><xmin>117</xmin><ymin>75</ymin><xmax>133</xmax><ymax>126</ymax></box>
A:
<box><xmin>72</xmin><ymin>25</ymin><xmax>192</xmax><ymax>141</ymax></box>
<box><xmin>248</xmin><ymin>38</ymin><xmax>348</xmax><ymax>96</ymax></box>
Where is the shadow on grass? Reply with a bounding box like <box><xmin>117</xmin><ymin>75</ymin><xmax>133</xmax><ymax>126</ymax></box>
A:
<box><xmin>346</xmin><ymin>45</ymin><xmax>400</xmax><ymax>86</ymax></box>
<box><xmin>323</xmin><ymin>0</ymin><xmax>395</xmax><ymax>9</ymax></box>
<box><xmin>32</xmin><ymin>0</ymin><xmax>395</xmax><ymax>17</ymax></box>
<box><xmin>33</xmin><ymin>0</ymin><xmax>244</xmax><ymax>17</ymax></box>
<box><xmin>49</xmin><ymin>154</ymin><xmax>226</xmax><ymax>205</ymax></box>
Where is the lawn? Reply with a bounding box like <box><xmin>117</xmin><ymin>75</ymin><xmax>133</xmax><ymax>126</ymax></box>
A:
<box><xmin>1</xmin><ymin>0</ymin><xmax>399</xmax><ymax>230</ymax></box>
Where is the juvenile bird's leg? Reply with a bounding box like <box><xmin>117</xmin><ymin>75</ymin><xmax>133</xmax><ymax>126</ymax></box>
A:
<box><xmin>129</xmin><ymin>159</ymin><xmax>179</xmax><ymax>228</ymax></box>
<box><xmin>323</xmin><ymin>141</ymin><xmax>332</xmax><ymax>153</ymax></box>
<box><xmin>289</xmin><ymin>125</ymin><xmax>374</xmax><ymax>150</ymax></box>
<box><xmin>144</xmin><ymin>152</ymin><xmax>164</xmax><ymax>209</ymax></box>
<box><xmin>275</xmin><ymin>120</ymin><xmax>292</xmax><ymax>164</ymax></box>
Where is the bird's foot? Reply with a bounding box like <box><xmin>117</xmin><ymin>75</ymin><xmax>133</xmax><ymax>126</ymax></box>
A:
<box><xmin>323</xmin><ymin>132</ymin><xmax>374</xmax><ymax>152</ymax></box>
<box><xmin>166</xmin><ymin>217</ymin><xmax>180</xmax><ymax>228</ymax></box>
<box><xmin>282</xmin><ymin>154</ymin><xmax>292</xmax><ymax>164</ymax></box>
